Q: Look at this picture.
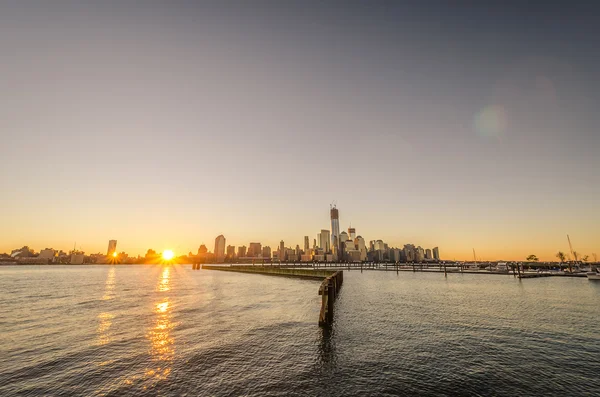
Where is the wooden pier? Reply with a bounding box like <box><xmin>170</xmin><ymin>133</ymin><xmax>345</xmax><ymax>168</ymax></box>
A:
<box><xmin>318</xmin><ymin>271</ymin><xmax>343</xmax><ymax>326</ymax></box>
<box><xmin>199</xmin><ymin>264</ymin><xmax>343</xmax><ymax>326</ymax></box>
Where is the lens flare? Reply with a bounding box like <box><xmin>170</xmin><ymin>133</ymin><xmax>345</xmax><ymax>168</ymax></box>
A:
<box><xmin>473</xmin><ymin>105</ymin><xmax>507</xmax><ymax>140</ymax></box>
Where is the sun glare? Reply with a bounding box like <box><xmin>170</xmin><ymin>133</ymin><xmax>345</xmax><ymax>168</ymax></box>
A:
<box><xmin>112</xmin><ymin>252</ymin><xmax>117</xmax><ymax>257</ymax></box>
<box><xmin>162</xmin><ymin>250</ymin><xmax>175</xmax><ymax>261</ymax></box>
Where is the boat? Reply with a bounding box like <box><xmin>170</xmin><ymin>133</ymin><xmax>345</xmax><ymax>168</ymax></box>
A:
<box><xmin>587</xmin><ymin>269</ymin><xmax>600</xmax><ymax>280</ymax></box>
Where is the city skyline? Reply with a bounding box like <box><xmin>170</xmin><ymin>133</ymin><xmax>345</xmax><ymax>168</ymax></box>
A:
<box><xmin>1</xmin><ymin>201</ymin><xmax>595</xmax><ymax>262</ymax></box>
<box><xmin>1</xmin><ymin>2</ymin><xmax>599</xmax><ymax>261</ymax></box>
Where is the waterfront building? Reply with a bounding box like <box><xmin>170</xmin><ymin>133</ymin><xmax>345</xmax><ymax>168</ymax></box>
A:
<box><xmin>237</xmin><ymin>245</ymin><xmax>247</xmax><ymax>258</ymax></box>
<box><xmin>248</xmin><ymin>242</ymin><xmax>262</xmax><ymax>257</ymax></box>
<box><xmin>304</xmin><ymin>236</ymin><xmax>309</xmax><ymax>253</ymax></box>
<box><xmin>279</xmin><ymin>240</ymin><xmax>285</xmax><ymax>260</ymax></box>
<box><xmin>313</xmin><ymin>238</ymin><xmax>317</xmax><ymax>250</ymax></box>
<box><xmin>319</xmin><ymin>230</ymin><xmax>331</xmax><ymax>253</ymax></box>
<box><xmin>295</xmin><ymin>245</ymin><xmax>301</xmax><ymax>257</ymax></box>
<box><xmin>314</xmin><ymin>254</ymin><xmax>325</xmax><ymax>262</ymax></box>
<box><xmin>339</xmin><ymin>231</ymin><xmax>349</xmax><ymax>244</ymax></box>
<box><xmin>425</xmin><ymin>249</ymin><xmax>433</xmax><ymax>260</ymax></box>
<box><xmin>374</xmin><ymin>240</ymin><xmax>385</xmax><ymax>251</ymax></box>
<box><xmin>198</xmin><ymin>245</ymin><xmax>208</xmax><ymax>256</ymax></box>
<box><xmin>70</xmin><ymin>251</ymin><xmax>85</xmax><ymax>264</ymax></box>
<box><xmin>226</xmin><ymin>245</ymin><xmax>236</xmax><ymax>259</ymax></box>
<box><xmin>347</xmin><ymin>250</ymin><xmax>361</xmax><ymax>262</ymax></box>
<box><xmin>403</xmin><ymin>244</ymin><xmax>416</xmax><ymax>262</ymax></box>
<box><xmin>389</xmin><ymin>248</ymin><xmax>402</xmax><ymax>262</ymax></box>
<box><xmin>214</xmin><ymin>235</ymin><xmax>226</xmax><ymax>262</ymax></box>
<box><xmin>348</xmin><ymin>227</ymin><xmax>356</xmax><ymax>240</ymax></box>
<box><xmin>344</xmin><ymin>240</ymin><xmax>356</xmax><ymax>253</ymax></box>
<box><xmin>286</xmin><ymin>248</ymin><xmax>297</xmax><ymax>262</ymax></box>
<box><xmin>325</xmin><ymin>254</ymin><xmax>335</xmax><ymax>262</ymax></box>
<box><xmin>330</xmin><ymin>205</ymin><xmax>340</xmax><ymax>258</ymax></box>
<box><xmin>39</xmin><ymin>248</ymin><xmax>56</xmax><ymax>260</ymax></box>
<box><xmin>301</xmin><ymin>254</ymin><xmax>312</xmax><ymax>262</ymax></box>
<box><xmin>262</xmin><ymin>246</ymin><xmax>271</xmax><ymax>259</ymax></box>
<box><xmin>107</xmin><ymin>240</ymin><xmax>117</xmax><ymax>257</ymax></box>
<box><xmin>433</xmin><ymin>247</ymin><xmax>440</xmax><ymax>260</ymax></box>
<box><xmin>10</xmin><ymin>246</ymin><xmax>35</xmax><ymax>258</ymax></box>
<box><xmin>355</xmin><ymin>236</ymin><xmax>367</xmax><ymax>261</ymax></box>
<box><xmin>416</xmin><ymin>246</ymin><xmax>425</xmax><ymax>262</ymax></box>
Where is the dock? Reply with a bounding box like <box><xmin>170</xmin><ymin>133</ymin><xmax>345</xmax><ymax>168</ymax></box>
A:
<box><xmin>199</xmin><ymin>265</ymin><xmax>343</xmax><ymax>326</ymax></box>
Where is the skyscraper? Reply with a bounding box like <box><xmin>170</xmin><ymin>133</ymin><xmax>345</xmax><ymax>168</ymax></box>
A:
<box><xmin>107</xmin><ymin>240</ymin><xmax>117</xmax><ymax>257</ymax></box>
<box><xmin>433</xmin><ymin>247</ymin><xmax>440</xmax><ymax>260</ymax></box>
<box><xmin>330</xmin><ymin>205</ymin><xmax>340</xmax><ymax>258</ymax></box>
<box><xmin>248</xmin><ymin>242</ymin><xmax>262</xmax><ymax>257</ymax></box>
<box><xmin>348</xmin><ymin>227</ymin><xmax>356</xmax><ymax>240</ymax></box>
<box><xmin>214</xmin><ymin>235</ymin><xmax>226</xmax><ymax>262</ymax></box>
<box><xmin>226</xmin><ymin>245</ymin><xmax>236</xmax><ymax>259</ymax></box>
<box><xmin>355</xmin><ymin>236</ymin><xmax>367</xmax><ymax>261</ymax></box>
<box><xmin>279</xmin><ymin>240</ymin><xmax>285</xmax><ymax>261</ymax></box>
<box><xmin>262</xmin><ymin>246</ymin><xmax>271</xmax><ymax>259</ymax></box>
<box><xmin>425</xmin><ymin>248</ymin><xmax>433</xmax><ymax>260</ymax></box>
<box><xmin>238</xmin><ymin>245</ymin><xmax>247</xmax><ymax>258</ymax></box>
<box><xmin>319</xmin><ymin>230</ymin><xmax>330</xmax><ymax>253</ymax></box>
<box><xmin>304</xmin><ymin>236</ymin><xmax>309</xmax><ymax>253</ymax></box>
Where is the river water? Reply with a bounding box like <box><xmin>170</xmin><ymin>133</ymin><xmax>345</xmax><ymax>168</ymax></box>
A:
<box><xmin>1</xmin><ymin>265</ymin><xmax>599</xmax><ymax>396</ymax></box>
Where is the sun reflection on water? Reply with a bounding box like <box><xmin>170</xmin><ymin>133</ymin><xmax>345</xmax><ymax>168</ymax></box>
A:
<box><xmin>159</xmin><ymin>267</ymin><xmax>170</xmax><ymax>292</ymax></box>
<box><xmin>145</xmin><ymin>266</ymin><xmax>175</xmax><ymax>382</ymax></box>
<box><xmin>97</xmin><ymin>267</ymin><xmax>116</xmax><ymax>346</ymax></box>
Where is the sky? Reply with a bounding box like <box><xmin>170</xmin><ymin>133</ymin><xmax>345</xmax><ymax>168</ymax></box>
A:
<box><xmin>1</xmin><ymin>1</ymin><xmax>599</xmax><ymax>261</ymax></box>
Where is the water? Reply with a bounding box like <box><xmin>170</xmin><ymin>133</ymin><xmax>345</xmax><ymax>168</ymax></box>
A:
<box><xmin>1</xmin><ymin>265</ymin><xmax>599</xmax><ymax>396</ymax></box>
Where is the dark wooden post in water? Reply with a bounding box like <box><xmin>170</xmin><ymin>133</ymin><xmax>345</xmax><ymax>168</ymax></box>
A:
<box><xmin>319</xmin><ymin>271</ymin><xmax>343</xmax><ymax>327</ymax></box>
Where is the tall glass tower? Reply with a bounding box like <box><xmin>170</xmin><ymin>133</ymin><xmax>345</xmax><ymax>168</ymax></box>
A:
<box><xmin>330</xmin><ymin>205</ymin><xmax>340</xmax><ymax>259</ymax></box>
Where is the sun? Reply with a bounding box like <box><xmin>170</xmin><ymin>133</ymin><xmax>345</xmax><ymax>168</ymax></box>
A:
<box><xmin>162</xmin><ymin>250</ymin><xmax>175</xmax><ymax>261</ymax></box>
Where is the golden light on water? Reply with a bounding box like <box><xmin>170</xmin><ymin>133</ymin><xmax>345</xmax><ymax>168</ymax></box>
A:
<box><xmin>162</xmin><ymin>250</ymin><xmax>174</xmax><ymax>261</ymax></box>
<box><xmin>159</xmin><ymin>267</ymin><xmax>170</xmax><ymax>292</ymax></box>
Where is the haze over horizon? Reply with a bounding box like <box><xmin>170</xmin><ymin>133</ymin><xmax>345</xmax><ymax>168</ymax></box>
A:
<box><xmin>1</xmin><ymin>1</ymin><xmax>599</xmax><ymax>261</ymax></box>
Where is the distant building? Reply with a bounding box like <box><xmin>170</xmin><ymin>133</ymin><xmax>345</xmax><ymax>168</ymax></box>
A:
<box><xmin>262</xmin><ymin>246</ymin><xmax>271</xmax><ymax>259</ymax></box>
<box><xmin>344</xmin><ymin>240</ymin><xmax>356</xmax><ymax>253</ymax></box>
<box><xmin>39</xmin><ymin>248</ymin><xmax>56</xmax><ymax>260</ymax></box>
<box><xmin>107</xmin><ymin>240</ymin><xmax>117</xmax><ymax>257</ymax></box>
<box><xmin>348</xmin><ymin>227</ymin><xmax>356</xmax><ymax>240</ymax></box>
<box><xmin>304</xmin><ymin>236</ymin><xmax>309</xmax><ymax>253</ymax></box>
<box><xmin>416</xmin><ymin>246</ymin><xmax>425</xmax><ymax>262</ymax></box>
<box><xmin>374</xmin><ymin>240</ymin><xmax>385</xmax><ymax>251</ymax></box>
<box><xmin>355</xmin><ymin>236</ymin><xmax>367</xmax><ymax>261</ymax></box>
<box><xmin>433</xmin><ymin>247</ymin><xmax>440</xmax><ymax>260</ymax></box>
<box><xmin>389</xmin><ymin>249</ymin><xmax>402</xmax><ymax>262</ymax></box>
<box><xmin>319</xmin><ymin>230</ymin><xmax>330</xmax><ymax>253</ymax></box>
<box><xmin>347</xmin><ymin>250</ymin><xmax>361</xmax><ymax>262</ymax></box>
<box><xmin>10</xmin><ymin>246</ymin><xmax>34</xmax><ymax>258</ymax></box>
<box><xmin>301</xmin><ymin>254</ymin><xmax>313</xmax><ymax>262</ymax></box>
<box><xmin>425</xmin><ymin>249</ymin><xmax>433</xmax><ymax>260</ymax></box>
<box><xmin>286</xmin><ymin>248</ymin><xmax>297</xmax><ymax>262</ymax></box>
<box><xmin>214</xmin><ymin>235</ymin><xmax>226</xmax><ymax>262</ymax></box>
<box><xmin>70</xmin><ymin>251</ymin><xmax>85</xmax><ymax>264</ymax></box>
<box><xmin>226</xmin><ymin>245</ymin><xmax>236</xmax><ymax>259</ymax></box>
<box><xmin>330</xmin><ymin>205</ymin><xmax>340</xmax><ymax>258</ymax></box>
<box><xmin>237</xmin><ymin>246</ymin><xmax>247</xmax><ymax>258</ymax></box>
<box><xmin>403</xmin><ymin>244</ymin><xmax>416</xmax><ymax>262</ymax></box>
<box><xmin>279</xmin><ymin>240</ymin><xmax>285</xmax><ymax>261</ymax></box>
<box><xmin>248</xmin><ymin>242</ymin><xmax>262</xmax><ymax>257</ymax></box>
<box><xmin>198</xmin><ymin>245</ymin><xmax>208</xmax><ymax>256</ymax></box>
